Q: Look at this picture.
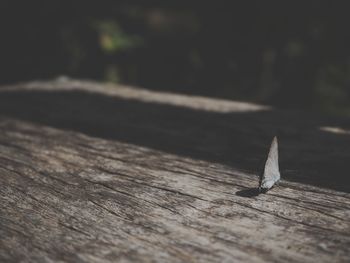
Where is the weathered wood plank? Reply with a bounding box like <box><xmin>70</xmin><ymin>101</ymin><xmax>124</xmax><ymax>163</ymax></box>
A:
<box><xmin>0</xmin><ymin>80</ymin><xmax>349</xmax><ymax>262</ymax></box>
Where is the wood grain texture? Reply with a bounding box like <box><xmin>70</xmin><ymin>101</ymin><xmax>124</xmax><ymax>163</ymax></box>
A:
<box><xmin>0</xmin><ymin>79</ymin><xmax>349</xmax><ymax>262</ymax></box>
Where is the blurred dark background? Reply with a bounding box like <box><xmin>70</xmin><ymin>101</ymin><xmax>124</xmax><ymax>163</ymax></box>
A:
<box><xmin>0</xmin><ymin>0</ymin><xmax>349</xmax><ymax>116</ymax></box>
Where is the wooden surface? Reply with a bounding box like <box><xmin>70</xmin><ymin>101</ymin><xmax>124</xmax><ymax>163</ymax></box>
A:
<box><xmin>0</xmin><ymin>79</ymin><xmax>349</xmax><ymax>262</ymax></box>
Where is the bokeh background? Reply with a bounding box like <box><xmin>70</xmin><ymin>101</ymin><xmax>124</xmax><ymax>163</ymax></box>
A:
<box><xmin>1</xmin><ymin>0</ymin><xmax>349</xmax><ymax>116</ymax></box>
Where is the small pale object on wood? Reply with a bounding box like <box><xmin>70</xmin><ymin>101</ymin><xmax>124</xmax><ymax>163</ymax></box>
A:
<box><xmin>259</xmin><ymin>136</ymin><xmax>280</xmax><ymax>192</ymax></box>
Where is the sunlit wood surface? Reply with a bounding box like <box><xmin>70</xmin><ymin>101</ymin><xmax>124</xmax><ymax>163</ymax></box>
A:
<box><xmin>0</xmin><ymin>79</ymin><xmax>349</xmax><ymax>262</ymax></box>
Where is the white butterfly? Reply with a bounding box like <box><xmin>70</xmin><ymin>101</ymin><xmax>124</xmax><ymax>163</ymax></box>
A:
<box><xmin>259</xmin><ymin>136</ymin><xmax>280</xmax><ymax>192</ymax></box>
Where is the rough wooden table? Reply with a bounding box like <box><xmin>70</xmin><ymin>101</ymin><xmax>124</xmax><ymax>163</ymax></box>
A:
<box><xmin>0</xmin><ymin>79</ymin><xmax>349</xmax><ymax>262</ymax></box>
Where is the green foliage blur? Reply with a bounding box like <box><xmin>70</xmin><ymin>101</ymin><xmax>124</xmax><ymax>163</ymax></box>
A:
<box><xmin>0</xmin><ymin>1</ymin><xmax>349</xmax><ymax>116</ymax></box>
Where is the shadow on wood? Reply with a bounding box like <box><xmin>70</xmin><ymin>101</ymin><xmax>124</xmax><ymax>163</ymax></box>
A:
<box><xmin>235</xmin><ymin>188</ymin><xmax>260</xmax><ymax>198</ymax></box>
<box><xmin>0</xmin><ymin>86</ymin><xmax>349</xmax><ymax>192</ymax></box>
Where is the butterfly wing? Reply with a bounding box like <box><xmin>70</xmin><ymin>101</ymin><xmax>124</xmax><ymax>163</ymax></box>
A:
<box><xmin>259</xmin><ymin>136</ymin><xmax>280</xmax><ymax>190</ymax></box>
